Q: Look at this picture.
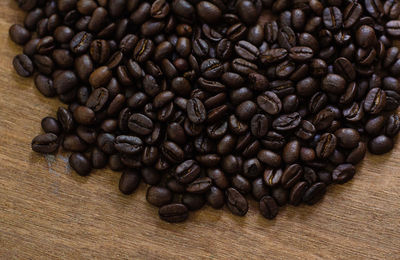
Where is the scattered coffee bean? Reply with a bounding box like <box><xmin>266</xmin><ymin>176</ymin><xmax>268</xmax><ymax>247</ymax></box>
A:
<box><xmin>14</xmin><ymin>0</ymin><xmax>398</xmax><ymax>223</ymax></box>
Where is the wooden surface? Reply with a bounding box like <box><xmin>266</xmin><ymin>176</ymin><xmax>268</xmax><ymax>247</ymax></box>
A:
<box><xmin>1</xmin><ymin>1</ymin><xmax>400</xmax><ymax>259</ymax></box>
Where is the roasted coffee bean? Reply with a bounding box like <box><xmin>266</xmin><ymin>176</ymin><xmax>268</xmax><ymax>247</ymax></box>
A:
<box><xmin>259</xmin><ymin>196</ymin><xmax>279</xmax><ymax>219</ymax></box>
<box><xmin>146</xmin><ymin>186</ymin><xmax>172</xmax><ymax>207</ymax></box>
<box><xmin>272</xmin><ymin>112</ymin><xmax>301</xmax><ymax>131</ymax></box>
<box><xmin>302</xmin><ymin>182</ymin><xmax>326</xmax><ymax>205</ymax></box>
<box><xmin>182</xmin><ymin>193</ymin><xmax>206</xmax><ymax>211</ymax></box>
<box><xmin>69</xmin><ymin>153</ymin><xmax>91</xmax><ymax>176</ymax></box>
<box><xmin>368</xmin><ymin>135</ymin><xmax>394</xmax><ymax>154</ymax></box>
<box><xmin>316</xmin><ymin>133</ymin><xmax>337</xmax><ymax>159</ymax></box>
<box><xmin>335</xmin><ymin>128</ymin><xmax>360</xmax><ymax>149</ymax></box>
<box><xmin>9</xmin><ymin>24</ymin><xmax>31</xmax><ymax>45</ymax></box>
<box><xmin>31</xmin><ymin>133</ymin><xmax>59</xmax><ymax>153</ymax></box>
<box><xmin>13</xmin><ymin>54</ymin><xmax>34</xmax><ymax>77</ymax></box>
<box><xmin>187</xmin><ymin>98</ymin><xmax>206</xmax><ymax>124</ymax></box>
<box><xmin>278</xmin><ymin>26</ymin><xmax>296</xmax><ymax>50</ymax></box>
<box><xmin>281</xmin><ymin>164</ymin><xmax>303</xmax><ymax>189</ymax></box>
<box><xmin>364</xmin><ymin>88</ymin><xmax>387</xmax><ymax>115</ymax></box>
<box><xmin>289</xmin><ymin>181</ymin><xmax>308</xmax><ymax>206</ymax></box>
<box><xmin>159</xmin><ymin>203</ymin><xmax>188</xmax><ymax>223</ymax></box>
<box><xmin>128</xmin><ymin>113</ymin><xmax>154</xmax><ymax>135</ymax></box>
<box><xmin>323</xmin><ymin>7</ymin><xmax>343</xmax><ymax>30</ymax></box>
<box><xmin>332</xmin><ymin>163</ymin><xmax>356</xmax><ymax>184</ymax></box>
<box><xmin>226</xmin><ymin>187</ymin><xmax>248</xmax><ymax>216</ymax></box>
<box><xmin>119</xmin><ymin>169</ymin><xmax>141</xmax><ymax>195</ymax></box>
<box><xmin>206</xmin><ymin>186</ymin><xmax>225</xmax><ymax>209</ymax></box>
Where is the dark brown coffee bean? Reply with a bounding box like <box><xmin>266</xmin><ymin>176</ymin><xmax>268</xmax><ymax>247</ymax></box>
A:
<box><xmin>323</xmin><ymin>7</ymin><xmax>343</xmax><ymax>30</ymax></box>
<box><xmin>118</xmin><ymin>169</ymin><xmax>141</xmax><ymax>195</ymax></box>
<box><xmin>187</xmin><ymin>98</ymin><xmax>206</xmax><ymax>124</ymax></box>
<box><xmin>332</xmin><ymin>164</ymin><xmax>356</xmax><ymax>184</ymax></box>
<box><xmin>226</xmin><ymin>188</ymin><xmax>248</xmax><ymax>216</ymax></box>
<box><xmin>9</xmin><ymin>24</ymin><xmax>31</xmax><ymax>45</ymax></box>
<box><xmin>289</xmin><ymin>46</ymin><xmax>314</xmax><ymax>62</ymax></box>
<box><xmin>302</xmin><ymin>182</ymin><xmax>326</xmax><ymax>205</ymax></box>
<box><xmin>368</xmin><ymin>135</ymin><xmax>394</xmax><ymax>154</ymax></box>
<box><xmin>159</xmin><ymin>203</ymin><xmax>188</xmax><ymax>223</ymax></box>
<box><xmin>289</xmin><ymin>181</ymin><xmax>308</xmax><ymax>206</ymax></box>
<box><xmin>278</xmin><ymin>26</ymin><xmax>296</xmax><ymax>50</ymax></box>
<box><xmin>316</xmin><ymin>133</ymin><xmax>337</xmax><ymax>159</ymax></box>
<box><xmin>281</xmin><ymin>164</ymin><xmax>303</xmax><ymax>189</ymax></box>
<box><xmin>272</xmin><ymin>112</ymin><xmax>301</xmax><ymax>131</ymax></box>
<box><xmin>146</xmin><ymin>186</ymin><xmax>172</xmax><ymax>207</ymax></box>
<box><xmin>13</xmin><ymin>54</ymin><xmax>34</xmax><ymax>77</ymax></box>
<box><xmin>31</xmin><ymin>133</ymin><xmax>59</xmax><ymax>154</ymax></box>
<box><xmin>69</xmin><ymin>153</ymin><xmax>91</xmax><ymax>176</ymax></box>
<box><xmin>364</xmin><ymin>88</ymin><xmax>387</xmax><ymax>115</ymax></box>
<box><xmin>259</xmin><ymin>195</ymin><xmax>279</xmax><ymax>219</ymax></box>
<box><xmin>186</xmin><ymin>177</ymin><xmax>212</xmax><ymax>194</ymax></box>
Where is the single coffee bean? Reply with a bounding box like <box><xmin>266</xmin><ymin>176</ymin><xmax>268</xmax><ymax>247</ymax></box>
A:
<box><xmin>206</xmin><ymin>186</ymin><xmax>225</xmax><ymax>209</ymax></box>
<box><xmin>13</xmin><ymin>54</ymin><xmax>34</xmax><ymax>77</ymax></box>
<box><xmin>182</xmin><ymin>193</ymin><xmax>206</xmax><ymax>211</ymax></box>
<box><xmin>332</xmin><ymin>164</ymin><xmax>356</xmax><ymax>184</ymax></box>
<box><xmin>119</xmin><ymin>169</ymin><xmax>141</xmax><ymax>195</ymax></box>
<box><xmin>159</xmin><ymin>203</ymin><xmax>188</xmax><ymax>223</ymax></box>
<box><xmin>226</xmin><ymin>187</ymin><xmax>248</xmax><ymax>216</ymax></box>
<box><xmin>368</xmin><ymin>135</ymin><xmax>394</xmax><ymax>154</ymax></box>
<box><xmin>289</xmin><ymin>181</ymin><xmax>308</xmax><ymax>206</ymax></box>
<box><xmin>335</xmin><ymin>128</ymin><xmax>360</xmax><ymax>149</ymax></box>
<box><xmin>146</xmin><ymin>186</ymin><xmax>172</xmax><ymax>207</ymax></box>
<box><xmin>302</xmin><ymin>182</ymin><xmax>326</xmax><ymax>205</ymax></box>
<box><xmin>186</xmin><ymin>177</ymin><xmax>212</xmax><ymax>194</ymax></box>
<box><xmin>31</xmin><ymin>133</ymin><xmax>59</xmax><ymax>153</ymax></box>
<box><xmin>115</xmin><ymin>135</ymin><xmax>144</xmax><ymax>155</ymax></box>
<box><xmin>69</xmin><ymin>153</ymin><xmax>91</xmax><ymax>176</ymax></box>
<box><xmin>281</xmin><ymin>164</ymin><xmax>303</xmax><ymax>189</ymax></box>
<box><xmin>9</xmin><ymin>24</ymin><xmax>31</xmax><ymax>45</ymax></box>
<box><xmin>316</xmin><ymin>133</ymin><xmax>337</xmax><ymax>159</ymax></box>
<box><xmin>128</xmin><ymin>113</ymin><xmax>154</xmax><ymax>135</ymax></box>
<box><xmin>364</xmin><ymin>88</ymin><xmax>387</xmax><ymax>115</ymax></box>
<box><xmin>259</xmin><ymin>195</ymin><xmax>279</xmax><ymax>219</ymax></box>
<box><xmin>187</xmin><ymin>98</ymin><xmax>206</xmax><ymax>124</ymax></box>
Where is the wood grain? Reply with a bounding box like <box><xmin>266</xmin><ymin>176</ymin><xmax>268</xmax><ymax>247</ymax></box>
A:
<box><xmin>0</xmin><ymin>1</ymin><xmax>399</xmax><ymax>259</ymax></box>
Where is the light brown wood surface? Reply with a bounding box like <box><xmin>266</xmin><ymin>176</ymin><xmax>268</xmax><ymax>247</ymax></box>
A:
<box><xmin>1</xmin><ymin>1</ymin><xmax>400</xmax><ymax>259</ymax></box>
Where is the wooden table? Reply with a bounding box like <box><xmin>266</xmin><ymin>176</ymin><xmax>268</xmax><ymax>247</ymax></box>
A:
<box><xmin>1</xmin><ymin>1</ymin><xmax>400</xmax><ymax>259</ymax></box>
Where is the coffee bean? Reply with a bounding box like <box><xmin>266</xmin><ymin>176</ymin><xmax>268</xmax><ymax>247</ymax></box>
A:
<box><xmin>226</xmin><ymin>187</ymin><xmax>248</xmax><ymax>216</ymax></box>
<box><xmin>115</xmin><ymin>135</ymin><xmax>144</xmax><ymax>155</ymax></box>
<box><xmin>289</xmin><ymin>181</ymin><xmax>308</xmax><ymax>206</ymax></box>
<box><xmin>206</xmin><ymin>186</ymin><xmax>225</xmax><ymax>209</ymax></box>
<box><xmin>13</xmin><ymin>54</ymin><xmax>34</xmax><ymax>77</ymax></box>
<box><xmin>69</xmin><ymin>153</ymin><xmax>91</xmax><ymax>176</ymax></box>
<box><xmin>187</xmin><ymin>98</ymin><xmax>206</xmax><ymax>124</ymax></box>
<box><xmin>119</xmin><ymin>169</ymin><xmax>141</xmax><ymax>195</ymax></box>
<box><xmin>323</xmin><ymin>7</ymin><xmax>343</xmax><ymax>30</ymax></box>
<box><xmin>186</xmin><ymin>177</ymin><xmax>212</xmax><ymax>194</ymax></box>
<box><xmin>128</xmin><ymin>113</ymin><xmax>154</xmax><ymax>135</ymax></box>
<box><xmin>332</xmin><ymin>164</ymin><xmax>356</xmax><ymax>184</ymax></box>
<box><xmin>364</xmin><ymin>88</ymin><xmax>387</xmax><ymax>114</ymax></box>
<box><xmin>272</xmin><ymin>112</ymin><xmax>301</xmax><ymax>131</ymax></box>
<box><xmin>302</xmin><ymin>182</ymin><xmax>326</xmax><ymax>205</ymax></box>
<box><xmin>146</xmin><ymin>186</ymin><xmax>172</xmax><ymax>207</ymax></box>
<box><xmin>259</xmin><ymin>195</ymin><xmax>279</xmax><ymax>219</ymax></box>
<box><xmin>159</xmin><ymin>203</ymin><xmax>188</xmax><ymax>223</ymax></box>
<box><xmin>9</xmin><ymin>24</ymin><xmax>31</xmax><ymax>45</ymax></box>
<box><xmin>368</xmin><ymin>135</ymin><xmax>394</xmax><ymax>154</ymax></box>
<box><xmin>31</xmin><ymin>133</ymin><xmax>59</xmax><ymax>153</ymax></box>
<box><xmin>316</xmin><ymin>133</ymin><xmax>337</xmax><ymax>159</ymax></box>
<box><xmin>281</xmin><ymin>164</ymin><xmax>303</xmax><ymax>189</ymax></box>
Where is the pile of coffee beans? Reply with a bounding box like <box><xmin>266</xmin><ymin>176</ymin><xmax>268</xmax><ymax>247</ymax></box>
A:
<box><xmin>10</xmin><ymin>0</ymin><xmax>400</xmax><ymax>222</ymax></box>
